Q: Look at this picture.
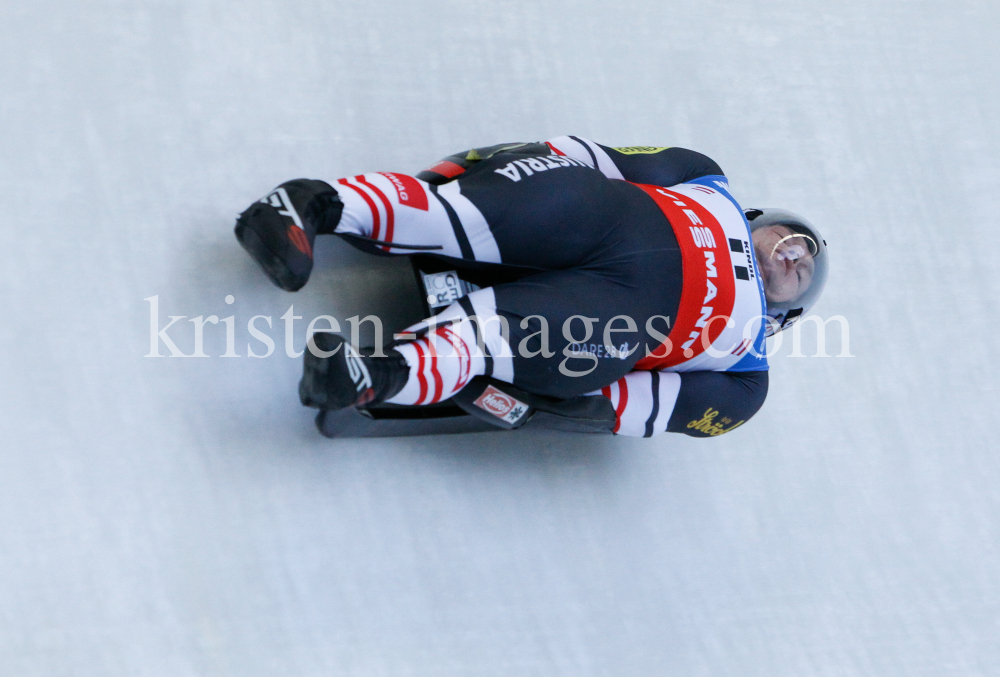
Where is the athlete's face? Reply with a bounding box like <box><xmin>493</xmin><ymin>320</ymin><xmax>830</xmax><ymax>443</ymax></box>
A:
<box><xmin>753</xmin><ymin>225</ymin><xmax>816</xmax><ymax>304</ymax></box>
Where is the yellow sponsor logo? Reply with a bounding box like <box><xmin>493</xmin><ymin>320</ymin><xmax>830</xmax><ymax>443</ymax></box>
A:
<box><xmin>611</xmin><ymin>146</ymin><xmax>670</xmax><ymax>155</ymax></box>
<box><xmin>686</xmin><ymin>408</ymin><xmax>745</xmax><ymax>436</ymax></box>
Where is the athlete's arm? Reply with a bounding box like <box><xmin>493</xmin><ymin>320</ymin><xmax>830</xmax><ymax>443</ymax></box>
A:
<box><xmin>600</xmin><ymin>369</ymin><xmax>767</xmax><ymax>438</ymax></box>
<box><xmin>544</xmin><ymin>136</ymin><xmax>724</xmax><ymax>186</ymax></box>
<box><xmin>600</xmin><ymin>145</ymin><xmax>724</xmax><ymax>186</ymax></box>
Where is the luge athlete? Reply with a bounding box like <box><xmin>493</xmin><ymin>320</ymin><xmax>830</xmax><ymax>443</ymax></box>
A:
<box><xmin>235</xmin><ymin>137</ymin><xmax>828</xmax><ymax>437</ymax></box>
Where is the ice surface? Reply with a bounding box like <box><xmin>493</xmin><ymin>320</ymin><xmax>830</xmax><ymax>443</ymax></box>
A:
<box><xmin>2</xmin><ymin>1</ymin><xmax>999</xmax><ymax>675</ymax></box>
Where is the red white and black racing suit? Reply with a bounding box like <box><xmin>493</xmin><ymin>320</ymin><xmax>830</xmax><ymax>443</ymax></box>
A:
<box><xmin>328</xmin><ymin>136</ymin><xmax>769</xmax><ymax>437</ymax></box>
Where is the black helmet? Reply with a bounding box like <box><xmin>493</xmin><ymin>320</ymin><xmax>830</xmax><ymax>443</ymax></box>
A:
<box><xmin>744</xmin><ymin>208</ymin><xmax>829</xmax><ymax>335</ymax></box>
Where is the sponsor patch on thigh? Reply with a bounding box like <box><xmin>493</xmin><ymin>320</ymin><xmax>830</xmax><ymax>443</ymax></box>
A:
<box><xmin>474</xmin><ymin>386</ymin><xmax>529</xmax><ymax>423</ymax></box>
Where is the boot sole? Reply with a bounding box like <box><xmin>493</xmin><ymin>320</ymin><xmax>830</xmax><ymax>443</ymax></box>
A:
<box><xmin>235</xmin><ymin>220</ymin><xmax>306</xmax><ymax>292</ymax></box>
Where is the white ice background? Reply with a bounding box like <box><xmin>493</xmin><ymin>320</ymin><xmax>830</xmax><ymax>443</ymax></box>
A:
<box><xmin>2</xmin><ymin>1</ymin><xmax>999</xmax><ymax>675</ymax></box>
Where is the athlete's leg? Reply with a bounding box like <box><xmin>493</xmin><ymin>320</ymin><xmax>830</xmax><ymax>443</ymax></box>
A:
<box><xmin>449</xmin><ymin>152</ymin><xmax>635</xmax><ymax>270</ymax></box>
<box><xmin>234</xmin><ymin>173</ymin><xmax>483</xmax><ymax>292</ymax></box>
<box><xmin>236</xmin><ymin>151</ymin><xmax>647</xmax><ymax>291</ymax></box>
<box><xmin>328</xmin><ymin>153</ymin><xmax>631</xmax><ymax>270</ymax></box>
<box><xmin>300</xmin><ymin>268</ymin><xmax>658</xmax><ymax>411</ymax></box>
<box><xmin>378</xmin><ymin>260</ymin><xmax>679</xmax><ymax>406</ymax></box>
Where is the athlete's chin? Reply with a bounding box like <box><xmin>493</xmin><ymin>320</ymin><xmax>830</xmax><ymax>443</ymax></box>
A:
<box><xmin>765</xmin><ymin>285</ymin><xmax>797</xmax><ymax>304</ymax></box>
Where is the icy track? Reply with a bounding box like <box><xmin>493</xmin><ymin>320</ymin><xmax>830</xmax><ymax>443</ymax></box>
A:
<box><xmin>2</xmin><ymin>1</ymin><xmax>999</xmax><ymax>675</ymax></box>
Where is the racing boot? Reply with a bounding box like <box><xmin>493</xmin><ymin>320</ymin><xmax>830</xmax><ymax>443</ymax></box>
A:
<box><xmin>234</xmin><ymin>179</ymin><xmax>344</xmax><ymax>291</ymax></box>
<box><xmin>299</xmin><ymin>333</ymin><xmax>408</xmax><ymax>410</ymax></box>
